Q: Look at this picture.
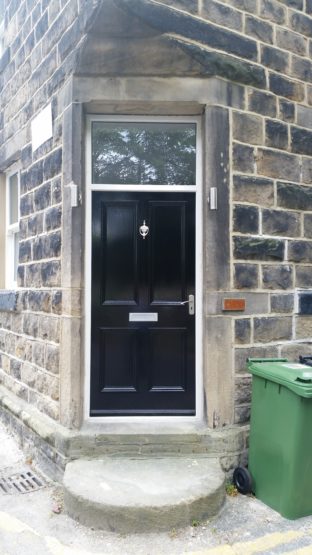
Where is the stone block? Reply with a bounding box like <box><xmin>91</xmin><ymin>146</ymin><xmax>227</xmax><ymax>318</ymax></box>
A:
<box><xmin>265</xmin><ymin>120</ymin><xmax>288</xmax><ymax>150</ymax></box>
<box><xmin>297</xmin><ymin>106</ymin><xmax>312</xmax><ymax>130</ymax></box>
<box><xmin>28</xmin><ymin>214</ymin><xmax>44</xmax><ymax>237</ymax></box>
<box><xmin>304</xmin><ymin>215</ymin><xmax>312</xmax><ymax>238</ymax></box>
<box><xmin>52</xmin><ymin>177</ymin><xmax>62</xmax><ymax>204</ymax></box>
<box><xmin>41</xmin><ymin>261</ymin><xmax>61</xmax><ymax>287</ymax></box>
<box><xmin>58</xmin><ymin>18</ymin><xmax>81</xmax><ymax>62</ymax></box>
<box><xmin>233</xmin><ymin>175</ymin><xmax>274</xmax><ymax>206</ymax></box>
<box><xmin>39</xmin><ymin>316</ymin><xmax>60</xmax><ymax>343</ymax></box>
<box><xmin>32</xmin><ymin>341</ymin><xmax>45</xmax><ymax>368</ymax></box>
<box><xmin>291</xmin><ymin>126</ymin><xmax>312</xmax><ymax>156</ymax></box>
<box><xmin>296</xmin><ymin>266</ymin><xmax>312</xmax><ymax>287</ymax></box>
<box><xmin>257</xmin><ymin>149</ymin><xmax>300</xmax><ymax>181</ymax></box>
<box><xmin>234</xmin><ymin>263</ymin><xmax>259</xmax><ymax>289</ymax></box>
<box><xmin>262</xmin><ymin>208</ymin><xmax>300</xmax><ymax>237</ymax></box>
<box><xmin>262</xmin><ymin>264</ymin><xmax>293</xmax><ymax>289</ymax></box>
<box><xmin>25</xmin><ymin>263</ymin><xmax>42</xmax><ymax>288</ymax></box>
<box><xmin>21</xmin><ymin>363</ymin><xmax>36</xmax><ymax>388</ymax></box>
<box><xmin>43</xmin><ymin>148</ymin><xmax>62</xmax><ymax>180</ymax></box>
<box><xmin>234</xmin><ymin>237</ymin><xmax>285</xmax><ymax>261</ymax></box>
<box><xmin>45</xmin><ymin>344</ymin><xmax>60</xmax><ymax>374</ymax></box>
<box><xmin>29</xmin><ymin>160</ymin><xmax>43</xmax><ymax>190</ymax></box>
<box><xmin>276</xmin><ymin>28</ymin><xmax>307</xmax><ymax>56</ymax></box>
<box><xmin>234</xmin><ymin>405</ymin><xmax>250</xmax><ymax>424</ymax></box>
<box><xmin>28</xmin><ymin>291</ymin><xmax>51</xmax><ymax>313</ymax></box>
<box><xmin>10</xmin><ymin>359</ymin><xmax>21</xmax><ymax>380</ymax></box>
<box><xmin>235</xmin><ymin>319</ymin><xmax>251</xmax><ymax>344</ymax></box>
<box><xmin>269</xmin><ymin>73</ymin><xmax>304</xmax><ymax>102</ymax></box>
<box><xmin>233</xmin><ymin>144</ymin><xmax>255</xmax><ymax>173</ymax></box>
<box><xmin>298</xmin><ymin>292</ymin><xmax>312</xmax><ymax>315</ymax></box>
<box><xmin>233</xmin><ymin>112</ymin><xmax>263</xmax><ymax>145</ymax></box>
<box><xmin>288</xmin><ymin>240</ymin><xmax>312</xmax><ymax>262</ymax></box>
<box><xmin>290</xmin><ymin>12</ymin><xmax>312</xmax><ymax>37</ymax></box>
<box><xmin>45</xmin><ymin>206</ymin><xmax>62</xmax><ymax>231</ymax></box>
<box><xmin>254</xmin><ymin>316</ymin><xmax>292</xmax><ymax>342</ymax></box>
<box><xmin>302</xmin><ymin>158</ymin><xmax>312</xmax><ymax>183</ymax></box>
<box><xmin>233</xmin><ymin>205</ymin><xmax>259</xmax><ymax>233</ymax></box>
<box><xmin>201</xmin><ymin>0</ymin><xmax>243</xmax><ymax>30</ymax></box>
<box><xmin>248</xmin><ymin>90</ymin><xmax>276</xmax><ymax>117</ymax></box>
<box><xmin>296</xmin><ymin>316</ymin><xmax>312</xmax><ymax>339</ymax></box>
<box><xmin>234</xmin><ymin>375</ymin><xmax>252</xmax><ymax>404</ymax></box>
<box><xmin>281</xmin><ymin>342</ymin><xmax>312</xmax><ymax>361</ymax></box>
<box><xmin>20</xmin><ymin>193</ymin><xmax>34</xmax><ymax>217</ymax></box>
<box><xmin>245</xmin><ymin>15</ymin><xmax>273</xmax><ymax>43</ymax></box>
<box><xmin>260</xmin><ymin>0</ymin><xmax>286</xmax><ymax>23</ymax></box>
<box><xmin>34</xmin><ymin>183</ymin><xmax>51</xmax><ymax>211</ymax></box>
<box><xmin>270</xmin><ymin>294</ymin><xmax>294</xmax><ymax>313</ymax></box>
<box><xmin>52</xmin><ymin>291</ymin><xmax>62</xmax><ymax>315</ymax></box>
<box><xmin>291</xmin><ymin>55</ymin><xmax>312</xmax><ymax>82</ymax></box>
<box><xmin>19</xmin><ymin>240</ymin><xmax>32</xmax><ymax>263</ymax></box>
<box><xmin>277</xmin><ymin>182</ymin><xmax>312</xmax><ymax>211</ymax></box>
<box><xmin>261</xmin><ymin>45</ymin><xmax>289</xmax><ymax>73</ymax></box>
<box><xmin>23</xmin><ymin>313</ymin><xmax>39</xmax><ymax>338</ymax></box>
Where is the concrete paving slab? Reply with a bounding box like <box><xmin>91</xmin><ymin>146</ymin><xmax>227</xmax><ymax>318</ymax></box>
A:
<box><xmin>63</xmin><ymin>457</ymin><xmax>225</xmax><ymax>533</ymax></box>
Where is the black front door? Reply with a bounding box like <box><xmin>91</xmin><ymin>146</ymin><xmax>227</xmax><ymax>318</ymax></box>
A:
<box><xmin>91</xmin><ymin>191</ymin><xmax>195</xmax><ymax>415</ymax></box>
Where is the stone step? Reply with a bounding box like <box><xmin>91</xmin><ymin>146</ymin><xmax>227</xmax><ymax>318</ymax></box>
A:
<box><xmin>63</xmin><ymin>456</ymin><xmax>225</xmax><ymax>533</ymax></box>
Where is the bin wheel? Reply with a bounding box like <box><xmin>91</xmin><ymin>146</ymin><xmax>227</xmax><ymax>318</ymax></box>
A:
<box><xmin>233</xmin><ymin>466</ymin><xmax>253</xmax><ymax>494</ymax></box>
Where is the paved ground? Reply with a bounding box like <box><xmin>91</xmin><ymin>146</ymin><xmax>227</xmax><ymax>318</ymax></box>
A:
<box><xmin>1</xmin><ymin>422</ymin><xmax>312</xmax><ymax>555</ymax></box>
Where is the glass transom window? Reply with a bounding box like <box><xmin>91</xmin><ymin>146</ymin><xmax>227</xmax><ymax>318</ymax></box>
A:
<box><xmin>91</xmin><ymin>122</ymin><xmax>196</xmax><ymax>185</ymax></box>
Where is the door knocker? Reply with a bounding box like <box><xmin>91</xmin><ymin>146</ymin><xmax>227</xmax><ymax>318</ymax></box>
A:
<box><xmin>139</xmin><ymin>220</ymin><xmax>149</xmax><ymax>239</ymax></box>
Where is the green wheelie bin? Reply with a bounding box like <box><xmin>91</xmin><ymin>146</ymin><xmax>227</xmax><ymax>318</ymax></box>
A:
<box><xmin>234</xmin><ymin>358</ymin><xmax>312</xmax><ymax>519</ymax></box>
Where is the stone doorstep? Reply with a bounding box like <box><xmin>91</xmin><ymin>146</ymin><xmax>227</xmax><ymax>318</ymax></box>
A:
<box><xmin>63</xmin><ymin>456</ymin><xmax>225</xmax><ymax>533</ymax></box>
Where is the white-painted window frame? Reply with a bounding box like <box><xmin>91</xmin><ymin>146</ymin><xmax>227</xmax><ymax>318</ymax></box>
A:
<box><xmin>5</xmin><ymin>165</ymin><xmax>20</xmax><ymax>289</ymax></box>
<box><xmin>85</xmin><ymin>114</ymin><xmax>203</xmax><ymax>424</ymax></box>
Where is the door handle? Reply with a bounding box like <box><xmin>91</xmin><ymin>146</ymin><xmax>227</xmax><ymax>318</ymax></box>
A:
<box><xmin>180</xmin><ymin>294</ymin><xmax>195</xmax><ymax>315</ymax></box>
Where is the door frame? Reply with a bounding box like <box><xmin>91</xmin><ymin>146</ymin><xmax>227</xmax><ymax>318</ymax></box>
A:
<box><xmin>84</xmin><ymin>114</ymin><xmax>203</xmax><ymax>423</ymax></box>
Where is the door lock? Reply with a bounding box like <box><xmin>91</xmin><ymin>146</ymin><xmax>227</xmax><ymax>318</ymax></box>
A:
<box><xmin>180</xmin><ymin>294</ymin><xmax>195</xmax><ymax>315</ymax></box>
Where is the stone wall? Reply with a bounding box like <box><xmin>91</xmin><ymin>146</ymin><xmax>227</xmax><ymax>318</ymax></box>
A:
<box><xmin>0</xmin><ymin>0</ymin><xmax>312</xmax><ymax>432</ymax></box>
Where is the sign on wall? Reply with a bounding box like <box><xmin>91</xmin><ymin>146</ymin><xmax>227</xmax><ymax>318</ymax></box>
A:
<box><xmin>31</xmin><ymin>104</ymin><xmax>53</xmax><ymax>152</ymax></box>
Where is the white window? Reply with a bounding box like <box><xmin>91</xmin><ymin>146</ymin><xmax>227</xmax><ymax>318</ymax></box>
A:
<box><xmin>5</xmin><ymin>168</ymin><xmax>20</xmax><ymax>288</ymax></box>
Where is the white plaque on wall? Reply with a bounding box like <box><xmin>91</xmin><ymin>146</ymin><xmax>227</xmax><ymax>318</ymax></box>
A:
<box><xmin>31</xmin><ymin>103</ymin><xmax>53</xmax><ymax>151</ymax></box>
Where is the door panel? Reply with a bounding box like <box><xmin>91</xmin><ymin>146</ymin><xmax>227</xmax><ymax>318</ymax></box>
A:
<box><xmin>91</xmin><ymin>192</ymin><xmax>195</xmax><ymax>415</ymax></box>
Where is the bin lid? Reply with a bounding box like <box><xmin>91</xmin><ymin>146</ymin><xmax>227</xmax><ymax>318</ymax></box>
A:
<box><xmin>247</xmin><ymin>358</ymin><xmax>312</xmax><ymax>397</ymax></box>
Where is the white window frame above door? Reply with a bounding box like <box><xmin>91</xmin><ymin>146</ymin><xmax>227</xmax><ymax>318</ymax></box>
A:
<box><xmin>84</xmin><ymin>114</ymin><xmax>203</xmax><ymax>424</ymax></box>
<box><xmin>5</xmin><ymin>165</ymin><xmax>20</xmax><ymax>289</ymax></box>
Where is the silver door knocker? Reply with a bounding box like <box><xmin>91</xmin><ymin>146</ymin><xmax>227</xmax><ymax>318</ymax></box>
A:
<box><xmin>139</xmin><ymin>220</ymin><xmax>149</xmax><ymax>239</ymax></box>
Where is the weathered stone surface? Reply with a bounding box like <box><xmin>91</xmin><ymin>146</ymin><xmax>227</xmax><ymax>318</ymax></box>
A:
<box><xmin>39</xmin><ymin>316</ymin><xmax>60</xmax><ymax>343</ymax></box>
<box><xmin>45</xmin><ymin>206</ymin><xmax>62</xmax><ymax>231</ymax></box>
<box><xmin>265</xmin><ymin>120</ymin><xmax>288</xmax><ymax>150</ymax></box>
<box><xmin>279</xmin><ymin>99</ymin><xmax>295</xmax><ymax>122</ymax></box>
<box><xmin>32</xmin><ymin>341</ymin><xmax>45</xmax><ymax>368</ymax></box>
<box><xmin>234</xmin><ymin>405</ymin><xmax>250</xmax><ymax>424</ymax></box>
<box><xmin>233</xmin><ymin>143</ymin><xmax>255</xmax><ymax>173</ymax></box>
<box><xmin>298</xmin><ymin>293</ymin><xmax>312</xmax><ymax>314</ymax></box>
<box><xmin>261</xmin><ymin>45</ymin><xmax>289</xmax><ymax>73</ymax></box>
<box><xmin>28</xmin><ymin>214</ymin><xmax>44</xmax><ymax>237</ymax></box>
<box><xmin>234</xmin><ymin>237</ymin><xmax>285</xmax><ymax>260</ymax></box>
<box><xmin>233</xmin><ymin>175</ymin><xmax>274</xmax><ymax>206</ymax></box>
<box><xmin>302</xmin><ymin>158</ymin><xmax>312</xmax><ymax>183</ymax></box>
<box><xmin>233</xmin><ymin>205</ymin><xmax>259</xmax><ymax>233</ymax></box>
<box><xmin>296</xmin><ymin>266</ymin><xmax>312</xmax><ymax>287</ymax></box>
<box><xmin>262</xmin><ymin>264</ymin><xmax>293</xmax><ymax>289</ymax></box>
<box><xmin>277</xmin><ymin>182</ymin><xmax>312</xmax><ymax>210</ymax></box>
<box><xmin>276</xmin><ymin>28</ymin><xmax>307</xmax><ymax>56</ymax></box>
<box><xmin>281</xmin><ymin>342</ymin><xmax>312</xmax><ymax>361</ymax></box>
<box><xmin>291</xmin><ymin>55</ymin><xmax>312</xmax><ymax>82</ymax></box>
<box><xmin>260</xmin><ymin>0</ymin><xmax>286</xmax><ymax>23</ymax></box>
<box><xmin>201</xmin><ymin>0</ymin><xmax>242</xmax><ymax>30</ymax></box>
<box><xmin>254</xmin><ymin>316</ymin><xmax>292</xmax><ymax>342</ymax></box>
<box><xmin>233</xmin><ymin>111</ymin><xmax>263</xmax><ymax>144</ymax></box>
<box><xmin>41</xmin><ymin>261</ymin><xmax>61</xmax><ymax>287</ymax></box>
<box><xmin>304</xmin><ymin>215</ymin><xmax>312</xmax><ymax>239</ymax></box>
<box><xmin>0</xmin><ymin>292</ymin><xmax>19</xmax><ymax>313</ymax></box>
<box><xmin>28</xmin><ymin>291</ymin><xmax>51</xmax><ymax>313</ymax></box>
<box><xmin>34</xmin><ymin>183</ymin><xmax>51</xmax><ymax>211</ymax></box>
<box><xmin>234</xmin><ymin>375</ymin><xmax>252</xmax><ymax>404</ymax></box>
<box><xmin>235</xmin><ymin>345</ymin><xmax>279</xmax><ymax>372</ymax></box>
<box><xmin>288</xmin><ymin>240</ymin><xmax>312</xmax><ymax>262</ymax></box>
<box><xmin>296</xmin><ymin>316</ymin><xmax>312</xmax><ymax>338</ymax></box>
<box><xmin>234</xmin><ymin>263</ymin><xmax>258</xmax><ymax>289</ymax></box>
<box><xmin>297</xmin><ymin>105</ymin><xmax>312</xmax><ymax>130</ymax></box>
<box><xmin>270</xmin><ymin>293</ymin><xmax>294</xmax><ymax>313</ymax></box>
<box><xmin>248</xmin><ymin>90</ymin><xmax>276</xmax><ymax>117</ymax></box>
<box><xmin>290</xmin><ymin>12</ymin><xmax>312</xmax><ymax>37</ymax></box>
<box><xmin>235</xmin><ymin>319</ymin><xmax>251</xmax><ymax>344</ymax></box>
<box><xmin>256</xmin><ymin>149</ymin><xmax>300</xmax><ymax>181</ymax></box>
<box><xmin>262</xmin><ymin>208</ymin><xmax>300</xmax><ymax>237</ymax></box>
<box><xmin>269</xmin><ymin>73</ymin><xmax>304</xmax><ymax>102</ymax></box>
<box><xmin>245</xmin><ymin>15</ymin><xmax>273</xmax><ymax>43</ymax></box>
<box><xmin>43</xmin><ymin>148</ymin><xmax>62</xmax><ymax>180</ymax></box>
<box><xmin>23</xmin><ymin>314</ymin><xmax>39</xmax><ymax>338</ymax></box>
<box><xmin>291</xmin><ymin>126</ymin><xmax>312</xmax><ymax>155</ymax></box>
